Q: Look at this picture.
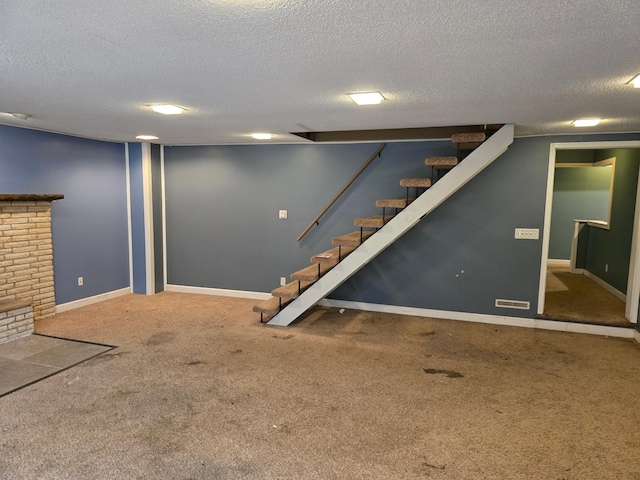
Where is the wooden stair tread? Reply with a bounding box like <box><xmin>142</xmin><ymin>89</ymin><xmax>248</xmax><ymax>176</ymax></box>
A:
<box><xmin>375</xmin><ymin>198</ymin><xmax>414</xmax><ymax>208</ymax></box>
<box><xmin>311</xmin><ymin>246</ymin><xmax>356</xmax><ymax>265</ymax></box>
<box><xmin>291</xmin><ymin>262</ymin><xmax>332</xmax><ymax>282</ymax></box>
<box><xmin>332</xmin><ymin>230</ymin><xmax>374</xmax><ymax>247</ymax></box>
<box><xmin>425</xmin><ymin>156</ymin><xmax>458</xmax><ymax>167</ymax></box>
<box><xmin>272</xmin><ymin>280</ymin><xmax>314</xmax><ymax>300</ymax></box>
<box><xmin>451</xmin><ymin>132</ymin><xmax>486</xmax><ymax>144</ymax></box>
<box><xmin>253</xmin><ymin>296</ymin><xmax>289</xmax><ymax>314</ymax></box>
<box><xmin>400</xmin><ymin>178</ymin><xmax>432</xmax><ymax>188</ymax></box>
<box><xmin>354</xmin><ymin>214</ymin><xmax>394</xmax><ymax>228</ymax></box>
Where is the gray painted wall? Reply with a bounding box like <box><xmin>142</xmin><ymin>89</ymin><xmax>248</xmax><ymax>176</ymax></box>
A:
<box><xmin>0</xmin><ymin>125</ymin><xmax>130</xmax><ymax>304</ymax></box>
<box><xmin>163</xmin><ymin>142</ymin><xmax>452</xmax><ymax>291</ymax></box>
<box><xmin>549</xmin><ymin>166</ymin><xmax>612</xmax><ymax>260</ymax></box>
<box><xmin>332</xmin><ymin>136</ymin><xmax>549</xmax><ymax>317</ymax></box>
<box><xmin>584</xmin><ymin>149</ymin><xmax>640</xmax><ymax>293</ymax></box>
<box><xmin>164</xmin><ymin>132</ymin><xmax>640</xmax><ymax>319</ymax></box>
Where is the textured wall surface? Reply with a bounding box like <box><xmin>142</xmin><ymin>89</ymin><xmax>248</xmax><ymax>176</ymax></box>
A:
<box><xmin>3</xmin><ymin>2</ymin><xmax>640</xmax><ymax>144</ymax></box>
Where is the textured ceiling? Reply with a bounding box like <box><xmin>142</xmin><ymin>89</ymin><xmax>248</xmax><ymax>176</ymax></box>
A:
<box><xmin>1</xmin><ymin>0</ymin><xmax>640</xmax><ymax>145</ymax></box>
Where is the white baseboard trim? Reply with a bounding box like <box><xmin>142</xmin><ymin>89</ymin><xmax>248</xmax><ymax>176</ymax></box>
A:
<box><xmin>547</xmin><ymin>259</ymin><xmax>570</xmax><ymax>267</ymax></box>
<box><xmin>584</xmin><ymin>270</ymin><xmax>626</xmax><ymax>302</ymax></box>
<box><xmin>56</xmin><ymin>287</ymin><xmax>132</xmax><ymax>313</ymax></box>
<box><xmin>165</xmin><ymin>284</ymin><xmax>271</xmax><ymax>300</ymax></box>
<box><xmin>319</xmin><ymin>298</ymin><xmax>537</xmax><ymax>328</ymax></box>
<box><xmin>319</xmin><ymin>299</ymin><xmax>635</xmax><ymax>339</ymax></box>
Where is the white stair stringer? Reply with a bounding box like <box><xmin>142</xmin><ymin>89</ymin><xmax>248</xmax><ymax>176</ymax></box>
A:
<box><xmin>267</xmin><ymin>124</ymin><xmax>514</xmax><ymax>327</ymax></box>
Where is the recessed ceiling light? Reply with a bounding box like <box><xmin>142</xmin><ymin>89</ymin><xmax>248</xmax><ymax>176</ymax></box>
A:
<box><xmin>151</xmin><ymin>104</ymin><xmax>184</xmax><ymax>115</ymax></box>
<box><xmin>628</xmin><ymin>74</ymin><xmax>640</xmax><ymax>88</ymax></box>
<box><xmin>573</xmin><ymin>118</ymin><xmax>601</xmax><ymax>127</ymax></box>
<box><xmin>348</xmin><ymin>92</ymin><xmax>385</xmax><ymax>105</ymax></box>
<box><xmin>136</xmin><ymin>135</ymin><xmax>159</xmax><ymax>140</ymax></box>
<box><xmin>251</xmin><ymin>133</ymin><xmax>273</xmax><ymax>140</ymax></box>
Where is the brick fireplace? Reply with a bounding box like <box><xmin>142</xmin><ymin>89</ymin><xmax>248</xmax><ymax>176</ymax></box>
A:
<box><xmin>0</xmin><ymin>194</ymin><xmax>63</xmax><ymax>344</ymax></box>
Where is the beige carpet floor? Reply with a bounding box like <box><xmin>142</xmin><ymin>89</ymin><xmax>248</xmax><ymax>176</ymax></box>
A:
<box><xmin>545</xmin><ymin>266</ymin><xmax>630</xmax><ymax>326</ymax></box>
<box><xmin>1</xmin><ymin>292</ymin><xmax>639</xmax><ymax>479</ymax></box>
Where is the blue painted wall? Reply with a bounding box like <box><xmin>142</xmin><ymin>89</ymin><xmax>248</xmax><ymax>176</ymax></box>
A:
<box><xmin>164</xmin><ymin>132</ymin><xmax>640</xmax><ymax>319</ymax></box>
<box><xmin>163</xmin><ymin>142</ymin><xmax>452</xmax><ymax>291</ymax></box>
<box><xmin>0</xmin><ymin>125</ymin><xmax>130</xmax><ymax>304</ymax></box>
<box><xmin>549</xmin><ymin>166</ymin><xmax>613</xmax><ymax>260</ymax></box>
<box><xmin>334</xmin><ymin>135</ymin><xmax>640</xmax><ymax>316</ymax></box>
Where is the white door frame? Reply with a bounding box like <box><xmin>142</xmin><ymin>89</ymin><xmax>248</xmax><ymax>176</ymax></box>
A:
<box><xmin>538</xmin><ymin>141</ymin><xmax>640</xmax><ymax>323</ymax></box>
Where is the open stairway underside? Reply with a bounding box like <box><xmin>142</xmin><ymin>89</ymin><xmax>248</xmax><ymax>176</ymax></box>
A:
<box><xmin>258</xmin><ymin>124</ymin><xmax>515</xmax><ymax>327</ymax></box>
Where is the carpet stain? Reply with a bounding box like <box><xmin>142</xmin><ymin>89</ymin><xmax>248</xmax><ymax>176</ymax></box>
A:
<box><xmin>272</xmin><ymin>334</ymin><xmax>294</xmax><ymax>340</ymax></box>
<box><xmin>230</xmin><ymin>349</ymin><xmax>243</xmax><ymax>354</ymax></box>
<box><xmin>145</xmin><ymin>332</ymin><xmax>176</xmax><ymax>346</ymax></box>
<box><xmin>87</xmin><ymin>350</ymin><xmax>129</xmax><ymax>363</ymax></box>
<box><xmin>115</xmin><ymin>389</ymin><xmax>138</xmax><ymax>398</ymax></box>
<box><xmin>421</xmin><ymin>461</ymin><xmax>446</xmax><ymax>477</ymax></box>
<box><xmin>423</xmin><ymin>368</ymin><xmax>464</xmax><ymax>378</ymax></box>
<box><xmin>187</xmin><ymin>360</ymin><xmax>204</xmax><ymax>366</ymax></box>
<box><xmin>419</xmin><ymin>331</ymin><xmax>436</xmax><ymax>337</ymax></box>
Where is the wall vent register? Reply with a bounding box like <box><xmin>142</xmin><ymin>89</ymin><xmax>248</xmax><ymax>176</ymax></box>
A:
<box><xmin>495</xmin><ymin>299</ymin><xmax>531</xmax><ymax>310</ymax></box>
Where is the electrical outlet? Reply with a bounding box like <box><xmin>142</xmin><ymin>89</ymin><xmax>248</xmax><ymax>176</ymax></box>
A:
<box><xmin>279</xmin><ymin>210</ymin><xmax>288</xmax><ymax>220</ymax></box>
<box><xmin>605</xmin><ymin>264</ymin><xmax>609</xmax><ymax>273</ymax></box>
<box><xmin>77</xmin><ymin>276</ymin><xmax>84</xmax><ymax>286</ymax></box>
<box><xmin>280</xmin><ymin>277</ymin><xmax>287</xmax><ymax>286</ymax></box>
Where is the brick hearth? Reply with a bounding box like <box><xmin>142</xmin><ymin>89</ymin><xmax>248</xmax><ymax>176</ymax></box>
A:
<box><xmin>0</xmin><ymin>194</ymin><xmax>63</xmax><ymax>343</ymax></box>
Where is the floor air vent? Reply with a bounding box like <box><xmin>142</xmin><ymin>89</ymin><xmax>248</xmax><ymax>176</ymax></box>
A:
<box><xmin>495</xmin><ymin>299</ymin><xmax>530</xmax><ymax>310</ymax></box>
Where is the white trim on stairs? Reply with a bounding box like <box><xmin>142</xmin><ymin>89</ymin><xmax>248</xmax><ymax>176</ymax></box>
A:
<box><xmin>165</xmin><ymin>284</ymin><xmax>271</xmax><ymax>300</ymax></box>
<box><xmin>267</xmin><ymin>124</ymin><xmax>515</xmax><ymax>327</ymax></box>
<box><xmin>56</xmin><ymin>287</ymin><xmax>131</xmax><ymax>313</ymax></box>
<box><xmin>318</xmin><ymin>299</ymin><xmax>636</xmax><ymax>339</ymax></box>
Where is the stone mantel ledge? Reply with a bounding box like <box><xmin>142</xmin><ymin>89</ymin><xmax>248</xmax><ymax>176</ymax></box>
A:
<box><xmin>0</xmin><ymin>194</ymin><xmax>64</xmax><ymax>202</ymax></box>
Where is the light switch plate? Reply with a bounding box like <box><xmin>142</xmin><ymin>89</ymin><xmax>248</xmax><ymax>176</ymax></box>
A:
<box><xmin>279</xmin><ymin>210</ymin><xmax>287</xmax><ymax>219</ymax></box>
<box><xmin>515</xmin><ymin>228</ymin><xmax>539</xmax><ymax>240</ymax></box>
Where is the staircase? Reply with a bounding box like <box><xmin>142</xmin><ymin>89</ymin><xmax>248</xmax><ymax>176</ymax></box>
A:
<box><xmin>254</xmin><ymin>124</ymin><xmax>515</xmax><ymax>326</ymax></box>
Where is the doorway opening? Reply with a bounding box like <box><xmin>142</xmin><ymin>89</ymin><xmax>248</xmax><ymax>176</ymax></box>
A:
<box><xmin>538</xmin><ymin>141</ymin><xmax>640</xmax><ymax>327</ymax></box>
